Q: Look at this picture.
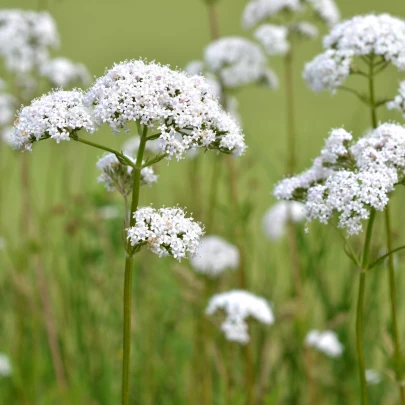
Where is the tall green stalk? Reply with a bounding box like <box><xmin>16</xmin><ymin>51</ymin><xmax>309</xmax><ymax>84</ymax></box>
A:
<box><xmin>356</xmin><ymin>209</ymin><xmax>376</xmax><ymax>405</ymax></box>
<box><xmin>121</xmin><ymin>127</ymin><xmax>148</xmax><ymax>405</ymax></box>
<box><xmin>367</xmin><ymin>58</ymin><xmax>405</xmax><ymax>405</ymax></box>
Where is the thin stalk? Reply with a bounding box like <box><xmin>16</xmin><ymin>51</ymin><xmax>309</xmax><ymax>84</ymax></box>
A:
<box><xmin>356</xmin><ymin>209</ymin><xmax>376</xmax><ymax>405</ymax></box>
<box><xmin>121</xmin><ymin>127</ymin><xmax>148</xmax><ymax>405</ymax></box>
<box><xmin>206</xmin><ymin>156</ymin><xmax>220</xmax><ymax>230</ymax></box>
<box><xmin>367</xmin><ymin>60</ymin><xmax>405</xmax><ymax>404</ymax></box>
<box><xmin>385</xmin><ymin>207</ymin><xmax>405</xmax><ymax>403</ymax></box>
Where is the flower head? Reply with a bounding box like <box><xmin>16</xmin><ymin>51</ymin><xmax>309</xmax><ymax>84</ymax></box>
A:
<box><xmin>204</xmin><ymin>37</ymin><xmax>277</xmax><ymax>89</ymax></box>
<box><xmin>96</xmin><ymin>153</ymin><xmax>157</xmax><ymax>195</ymax></box>
<box><xmin>305</xmin><ymin>330</ymin><xmax>343</xmax><ymax>357</ymax></box>
<box><xmin>388</xmin><ymin>81</ymin><xmax>405</xmax><ymax>119</ymax></box>
<box><xmin>0</xmin><ymin>10</ymin><xmax>59</xmax><ymax>73</ymax></box>
<box><xmin>40</xmin><ymin>57</ymin><xmax>90</xmax><ymax>88</ymax></box>
<box><xmin>262</xmin><ymin>201</ymin><xmax>305</xmax><ymax>240</ymax></box>
<box><xmin>127</xmin><ymin>207</ymin><xmax>204</xmax><ymax>261</ymax></box>
<box><xmin>307</xmin><ymin>0</ymin><xmax>340</xmax><ymax>28</ymax></box>
<box><xmin>366</xmin><ymin>370</ymin><xmax>382</xmax><ymax>385</ymax></box>
<box><xmin>274</xmin><ymin>124</ymin><xmax>405</xmax><ymax>235</ymax></box>
<box><xmin>190</xmin><ymin>235</ymin><xmax>240</xmax><ymax>277</ymax></box>
<box><xmin>12</xmin><ymin>90</ymin><xmax>97</xmax><ymax>151</ymax></box>
<box><xmin>254</xmin><ymin>25</ymin><xmax>290</xmax><ymax>55</ymax></box>
<box><xmin>206</xmin><ymin>290</ymin><xmax>274</xmax><ymax>344</ymax></box>
<box><xmin>86</xmin><ymin>60</ymin><xmax>246</xmax><ymax>159</ymax></box>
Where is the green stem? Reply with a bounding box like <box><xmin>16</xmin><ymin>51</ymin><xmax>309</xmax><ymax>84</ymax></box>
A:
<box><xmin>121</xmin><ymin>127</ymin><xmax>148</xmax><ymax>405</ymax></box>
<box><xmin>368</xmin><ymin>59</ymin><xmax>377</xmax><ymax>129</ymax></box>
<box><xmin>356</xmin><ymin>209</ymin><xmax>376</xmax><ymax>405</ymax></box>
<box><xmin>385</xmin><ymin>207</ymin><xmax>405</xmax><ymax>403</ymax></box>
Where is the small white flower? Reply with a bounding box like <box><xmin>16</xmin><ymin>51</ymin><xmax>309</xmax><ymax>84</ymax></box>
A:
<box><xmin>0</xmin><ymin>353</ymin><xmax>12</xmax><ymax>377</ymax></box>
<box><xmin>293</xmin><ymin>22</ymin><xmax>319</xmax><ymax>39</ymax></box>
<box><xmin>262</xmin><ymin>201</ymin><xmax>305</xmax><ymax>240</ymax></box>
<box><xmin>206</xmin><ymin>290</ymin><xmax>274</xmax><ymax>344</ymax></box>
<box><xmin>96</xmin><ymin>153</ymin><xmax>157</xmax><ymax>194</ymax></box>
<box><xmin>86</xmin><ymin>60</ymin><xmax>246</xmax><ymax>159</ymax></box>
<box><xmin>306</xmin><ymin>0</ymin><xmax>340</xmax><ymax>28</ymax></box>
<box><xmin>191</xmin><ymin>235</ymin><xmax>239</xmax><ymax>277</ymax></box>
<box><xmin>366</xmin><ymin>369</ymin><xmax>382</xmax><ymax>385</ymax></box>
<box><xmin>0</xmin><ymin>10</ymin><xmax>59</xmax><ymax>73</ymax></box>
<box><xmin>303</xmin><ymin>49</ymin><xmax>353</xmax><ymax>93</ymax></box>
<box><xmin>204</xmin><ymin>37</ymin><xmax>277</xmax><ymax>89</ymax></box>
<box><xmin>388</xmin><ymin>81</ymin><xmax>405</xmax><ymax>119</ymax></box>
<box><xmin>127</xmin><ymin>206</ymin><xmax>204</xmax><ymax>261</ymax></box>
<box><xmin>12</xmin><ymin>89</ymin><xmax>97</xmax><ymax>151</ymax></box>
<box><xmin>305</xmin><ymin>330</ymin><xmax>343</xmax><ymax>357</ymax></box>
<box><xmin>254</xmin><ymin>24</ymin><xmax>290</xmax><ymax>56</ymax></box>
<box><xmin>40</xmin><ymin>57</ymin><xmax>90</xmax><ymax>87</ymax></box>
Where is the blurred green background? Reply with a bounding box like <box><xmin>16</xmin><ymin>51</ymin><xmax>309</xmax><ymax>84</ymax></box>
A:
<box><xmin>1</xmin><ymin>0</ymin><xmax>405</xmax><ymax>404</ymax></box>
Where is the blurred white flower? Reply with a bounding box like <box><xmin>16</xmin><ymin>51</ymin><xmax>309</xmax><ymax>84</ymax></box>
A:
<box><xmin>12</xmin><ymin>90</ymin><xmax>97</xmax><ymax>151</ymax></box>
<box><xmin>0</xmin><ymin>10</ymin><xmax>59</xmax><ymax>73</ymax></box>
<box><xmin>293</xmin><ymin>22</ymin><xmax>319</xmax><ymax>39</ymax></box>
<box><xmin>366</xmin><ymin>369</ymin><xmax>382</xmax><ymax>385</ymax></box>
<box><xmin>97</xmin><ymin>153</ymin><xmax>157</xmax><ymax>194</ymax></box>
<box><xmin>204</xmin><ymin>37</ymin><xmax>277</xmax><ymax>89</ymax></box>
<box><xmin>388</xmin><ymin>81</ymin><xmax>405</xmax><ymax>119</ymax></box>
<box><xmin>98</xmin><ymin>205</ymin><xmax>120</xmax><ymax>220</ymax></box>
<box><xmin>85</xmin><ymin>60</ymin><xmax>246</xmax><ymax>159</ymax></box>
<box><xmin>305</xmin><ymin>330</ymin><xmax>343</xmax><ymax>357</ymax></box>
<box><xmin>191</xmin><ymin>235</ymin><xmax>239</xmax><ymax>277</ymax></box>
<box><xmin>206</xmin><ymin>290</ymin><xmax>274</xmax><ymax>344</ymax></box>
<box><xmin>40</xmin><ymin>57</ymin><xmax>90</xmax><ymax>87</ymax></box>
<box><xmin>254</xmin><ymin>24</ymin><xmax>290</xmax><ymax>56</ymax></box>
<box><xmin>0</xmin><ymin>92</ymin><xmax>16</xmax><ymax>126</ymax></box>
<box><xmin>307</xmin><ymin>0</ymin><xmax>340</xmax><ymax>28</ymax></box>
<box><xmin>0</xmin><ymin>353</ymin><xmax>12</xmax><ymax>377</ymax></box>
<box><xmin>262</xmin><ymin>201</ymin><xmax>305</xmax><ymax>240</ymax></box>
<box><xmin>127</xmin><ymin>206</ymin><xmax>204</xmax><ymax>261</ymax></box>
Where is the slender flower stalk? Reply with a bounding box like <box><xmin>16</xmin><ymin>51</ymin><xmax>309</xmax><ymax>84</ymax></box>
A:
<box><xmin>121</xmin><ymin>127</ymin><xmax>147</xmax><ymax>405</ymax></box>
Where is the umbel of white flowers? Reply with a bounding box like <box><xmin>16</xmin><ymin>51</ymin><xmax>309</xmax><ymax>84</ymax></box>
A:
<box><xmin>303</xmin><ymin>14</ymin><xmax>405</xmax><ymax>93</ymax></box>
<box><xmin>206</xmin><ymin>290</ymin><xmax>274</xmax><ymax>344</ymax></box>
<box><xmin>262</xmin><ymin>201</ymin><xmax>305</xmax><ymax>240</ymax></box>
<box><xmin>274</xmin><ymin>124</ymin><xmax>405</xmax><ymax>235</ymax></box>
<box><xmin>126</xmin><ymin>207</ymin><xmax>204</xmax><ymax>261</ymax></box>
<box><xmin>305</xmin><ymin>329</ymin><xmax>343</xmax><ymax>357</ymax></box>
<box><xmin>12</xmin><ymin>60</ymin><xmax>246</xmax><ymax>159</ymax></box>
<box><xmin>190</xmin><ymin>235</ymin><xmax>240</xmax><ymax>277</ymax></box>
<box><xmin>242</xmin><ymin>0</ymin><xmax>340</xmax><ymax>57</ymax></box>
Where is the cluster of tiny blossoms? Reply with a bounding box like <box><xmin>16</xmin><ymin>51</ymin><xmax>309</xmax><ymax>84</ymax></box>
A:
<box><xmin>274</xmin><ymin>124</ymin><xmax>405</xmax><ymax>235</ymax></box>
<box><xmin>204</xmin><ymin>37</ymin><xmax>278</xmax><ymax>89</ymax></box>
<box><xmin>206</xmin><ymin>290</ymin><xmax>274</xmax><ymax>344</ymax></box>
<box><xmin>0</xmin><ymin>10</ymin><xmax>59</xmax><ymax>73</ymax></box>
<box><xmin>12</xmin><ymin>90</ymin><xmax>97</xmax><ymax>151</ymax></box>
<box><xmin>262</xmin><ymin>201</ymin><xmax>305</xmax><ymax>240</ymax></box>
<box><xmin>86</xmin><ymin>60</ymin><xmax>246</xmax><ymax>159</ymax></box>
<box><xmin>305</xmin><ymin>330</ymin><xmax>343</xmax><ymax>357</ymax></box>
<box><xmin>127</xmin><ymin>207</ymin><xmax>204</xmax><ymax>261</ymax></box>
<box><xmin>304</xmin><ymin>14</ymin><xmax>405</xmax><ymax>93</ymax></box>
<box><xmin>190</xmin><ymin>235</ymin><xmax>240</xmax><ymax>277</ymax></box>
<box><xmin>96</xmin><ymin>153</ymin><xmax>157</xmax><ymax>195</ymax></box>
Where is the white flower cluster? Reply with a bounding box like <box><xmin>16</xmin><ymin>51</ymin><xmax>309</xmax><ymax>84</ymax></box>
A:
<box><xmin>388</xmin><ymin>81</ymin><xmax>405</xmax><ymax>119</ymax></box>
<box><xmin>127</xmin><ymin>207</ymin><xmax>204</xmax><ymax>261</ymax></box>
<box><xmin>204</xmin><ymin>37</ymin><xmax>278</xmax><ymax>89</ymax></box>
<box><xmin>0</xmin><ymin>353</ymin><xmax>12</xmax><ymax>377</ymax></box>
<box><xmin>0</xmin><ymin>10</ymin><xmax>59</xmax><ymax>73</ymax></box>
<box><xmin>303</xmin><ymin>49</ymin><xmax>353</xmax><ymax>93</ymax></box>
<box><xmin>305</xmin><ymin>330</ymin><xmax>343</xmax><ymax>357</ymax></box>
<box><xmin>96</xmin><ymin>153</ymin><xmax>157</xmax><ymax>194</ymax></box>
<box><xmin>12</xmin><ymin>90</ymin><xmax>97</xmax><ymax>151</ymax></box>
<box><xmin>304</xmin><ymin>14</ymin><xmax>405</xmax><ymax>93</ymax></box>
<box><xmin>206</xmin><ymin>290</ymin><xmax>274</xmax><ymax>344</ymax></box>
<box><xmin>366</xmin><ymin>369</ymin><xmax>382</xmax><ymax>385</ymax></box>
<box><xmin>262</xmin><ymin>201</ymin><xmax>305</xmax><ymax>240</ymax></box>
<box><xmin>275</xmin><ymin>124</ymin><xmax>405</xmax><ymax>234</ymax></box>
<box><xmin>242</xmin><ymin>0</ymin><xmax>339</xmax><ymax>30</ymax></box>
<box><xmin>190</xmin><ymin>235</ymin><xmax>240</xmax><ymax>277</ymax></box>
<box><xmin>40</xmin><ymin>57</ymin><xmax>90</xmax><ymax>88</ymax></box>
<box><xmin>86</xmin><ymin>60</ymin><xmax>246</xmax><ymax>159</ymax></box>
<box><xmin>254</xmin><ymin>25</ymin><xmax>290</xmax><ymax>56</ymax></box>
<box><xmin>242</xmin><ymin>0</ymin><xmax>302</xmax><ymax>30</ymax></box>
<box><xmin>122</xmin><ymin>135</ymin><xmax>162</xmax><ymax>156</ymax></box>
